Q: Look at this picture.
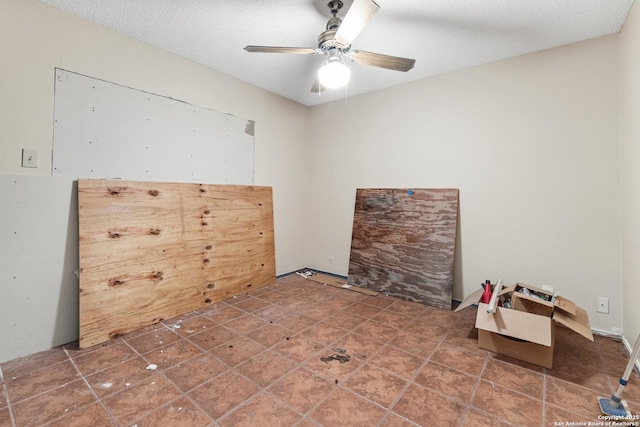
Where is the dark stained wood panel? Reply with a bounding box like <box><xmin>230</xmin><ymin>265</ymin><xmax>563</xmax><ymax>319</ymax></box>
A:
<box><xmin>78</xmin><ymin>179</ymin><xmax>275</xmax><ymax>348</ymax></box>
<box><xmin>347</xmin><ymin>188</ymin><xmax>459</xmax><ymax>310</ymax></box>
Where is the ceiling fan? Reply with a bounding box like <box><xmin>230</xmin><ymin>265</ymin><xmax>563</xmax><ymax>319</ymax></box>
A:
<box><xmin>244</xmin><ymin>0</ymin><xmax>416</xmax><ymax>92</ymax></box>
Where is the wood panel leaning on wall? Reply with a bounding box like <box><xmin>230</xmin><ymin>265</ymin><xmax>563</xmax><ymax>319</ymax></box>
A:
<box><xmin>77</xmin><ymin>179</ymin><xmax>276</xmax><ymax>349</ymax></box>
<box><xmin>348</xmin><ymin>188</ymin><xmax>459</xmax><ymax>310</ymax></box>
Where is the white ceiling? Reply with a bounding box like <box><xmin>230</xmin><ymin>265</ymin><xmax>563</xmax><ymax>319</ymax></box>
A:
<box><xmin>39</xmin><ymin>0</ymin><xmax>635</xmax><ymax>106</ymax></box>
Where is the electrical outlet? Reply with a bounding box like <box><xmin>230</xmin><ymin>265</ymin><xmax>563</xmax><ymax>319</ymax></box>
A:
<box><xmin>328</xmin><ymin>252</ymin><xmax>334</xmax><ymax>264</ymax></box>
<box><xmin>596</xmin><ymin>297</ymin><xmax>609</xmax><ymax>314</ymax></box>
<box><xmin>22</xmin><ymin>148</ymin><xmax>39</xmax><ymax>168</ymax></box>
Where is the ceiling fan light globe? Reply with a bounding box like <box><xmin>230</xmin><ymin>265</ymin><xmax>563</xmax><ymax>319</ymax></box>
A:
<box><xmin>318</xmin><ymin>61</ymin><xmax>350</xmax><ymax>89</ymax></box>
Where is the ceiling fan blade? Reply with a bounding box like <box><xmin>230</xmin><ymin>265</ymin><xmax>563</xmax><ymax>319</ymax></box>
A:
<box><xmin>348</xmin><ymin>50</ymin><xmax>416</xmax><ymax>72</ymax></box>
<box><xmin>244</xmin><ymin>46</ymin><xmax>318</xmax><ymax>55</ymax></box>
<box><xmin>333</xmin><ymin>0</ymin><xmax>380</xmax><ymax>47</ymax></box>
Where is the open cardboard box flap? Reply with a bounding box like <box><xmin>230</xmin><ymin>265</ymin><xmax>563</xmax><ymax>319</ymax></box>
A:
<box><xmin>554</xmin><ymin>296</ymin><xmax>577</xmax><ymax>316</ymax></box>
<box><xmin>507</xmin><ymin>284</ymin><xmax>577</xmax><ymax>315</ymax></box>
<box><xmin>454</xmin><ymin>288</ymin><xmax>484</xmax><ymax>312</ymax></box>
<box><xmin>509</xmin><ymin>290</ymin><xmax>553</xmax><ymax>308</ymax></box>
<box><xmin>553</xmin><ymin>305</ymin><xmax>594</xmax><ymax>341</ymax></box>
<box><xmin>511</xmin><ymin>293</ymin><xmax>554</xmax><ymax>316</ymax></box>
<box><xmin>476</xmin><ymin>303</ymin><xmax>554</xmax><ymax>346</ymax></box>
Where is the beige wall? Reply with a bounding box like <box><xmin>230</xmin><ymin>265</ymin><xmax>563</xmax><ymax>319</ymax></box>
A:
<box><xmin>0</xmin><ymin>0</ymin><xmax>309</xmax><ymax>276</ymax></box>
<box><xmin>0</xmin><ymin>0</ymin><xmax>309</xmax><ymax>362</ymax></box>
<box><xmin>307</xmin><ymin>35</ymin><xmax>623</xmax><ymax>334</ymax></box>
<box><xmin>621</xmin><ymin>0</ymin><xmax>640</xmax><ymax>347</ymax></box>
<box><xmin>0</xmin><ymin>0</ymin><xmax>636</xmax><ymax>360</ymax></box>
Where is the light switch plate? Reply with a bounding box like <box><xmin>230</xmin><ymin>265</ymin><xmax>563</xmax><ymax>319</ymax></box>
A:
<box><xmin>22</xmin><ymin>149</ymin><xmax>39</xmax><ymax>168</ymax></box>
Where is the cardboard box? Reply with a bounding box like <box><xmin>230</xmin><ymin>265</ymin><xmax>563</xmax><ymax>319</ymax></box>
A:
<box><xmin>455</xmin><ymin>283</ymin><xmax>593</xmax><ymax>369</ymax></box>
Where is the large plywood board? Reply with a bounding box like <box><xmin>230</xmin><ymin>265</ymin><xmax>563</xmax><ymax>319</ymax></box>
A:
<box><xmin>78</xmin><ymin>179</ymin><xmax>275</xmax><ymax>348</ymax></box>
<box><xmin>347</xmin><ymin>188</ymin><xmax>459</xmax><ymax>310</ymax></box>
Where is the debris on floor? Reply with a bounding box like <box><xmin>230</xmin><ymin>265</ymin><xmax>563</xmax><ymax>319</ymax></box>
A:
<box><xmin>296</xmin><ymin>269</ymin><xmax>378</xmax><ymax>296</ymax></box>
<box><xmin>320</xmin><ymin>348</ymin><xmax>351</xmax><ymax>364</ymax></box>
<box><xmin>168</xmin><ymin>320</ymin><xmax>182</xmax><ymax>331</ymax></box>
<box><xmin>295</xmin><ymin>268</ymin><xmax>317</xmax><ymax>279</ymax></box>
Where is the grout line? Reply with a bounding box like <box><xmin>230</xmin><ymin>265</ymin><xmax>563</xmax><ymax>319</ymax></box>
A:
<box><xmin>63</xmin><ymin>346</ymin><xmax>118</xmax><ymax>426</ymax></box>
<box><xmin>0</xmin><ymin>365</ymin><xmax>18</xmax><ymax>427</ymax></box>
<box><xmin>457</xmin><ymin>350</ymin><xmax>490</xmax><ymax>427</ymax></box>
<box><xmin>78</xmin><ymin>336</ymin><xmax>219</xmax><ymax>425</ymax></box>
<box><xmin>461</xmin><ymin>405</ymin><xmax>519</xmax><ymax>427</ymax></box>
<box><xmin>276</xmin><ymin>359</ymin><xmax>338</xmax><ymax>418</ymax></box>
<box><xmin>120</xmin><ymin>334</ymin><xmax>147</xmax><ymax>358</ymax></box>
<box><xmin>377</xmin><ymin>411</ymin><xmax>421</xmax><ymax>427</ymax></box>
<box><xmin>595</xmin><ymin>337</ymin><xmax>617</xmax><ymax>393</ymax></box>
<box><xmin>541</xmin><ymin>372</ymin><xmax>547</xmax><ymax>427</ymax></box>
<box><xmin>375</xmin><ymin>329</ymin><xmax>445</xmax><ymax>423</ymax></box>
<box><xmin>461</xmin><ymin>353</ymin><xmax>530</xmax><ymax>427</ymax></box>
<box><xmin>136</xmin><ymin>391</ymin><xmax>217</xmax><ymax>426</ymax></box>
<box><xmin>1</xmin><ymin>357</ymin><xmax>80</xmax><ymax>409</ymax></box>
<box><xmin>206</xmin><ymin>369</ymin><xmax>264</xmax><ymax>422</ymax></box>
<box><xmin>300</xmin><ymin>380</ymin><xmax>341</xmax><ymax>425</ymax></box>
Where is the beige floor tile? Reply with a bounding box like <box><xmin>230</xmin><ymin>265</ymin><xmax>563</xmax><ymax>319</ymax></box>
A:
<box><xmin>308</xmin><ymin>388</ymin><xmax>386</xmax><ymax>426</ymax></box>
<box><xmin>188</xmin><ymin>370</ymin><xmax>260</xmax><ymax>419</ymax></box>
<box><xmin>11</xmin><ymin>380</ymin><xmax>96</xmax><ymax>426</ymax></box>
<box><xmin>481</xmin><ymin>358</ymin><xmax>544</xmax><ymax>400</ymax></box>
<box><xmin>102</xmin><ymin>375</ymin><xmax>181</xmax><ymax>425</ymax></box>
<box><xmin>344</xmin><ymin>363</ymin><xmax>408</xmax><ymax>408</ymax></box>
<box><xmin>45</xmin><ymin>401</ymin><xmax>114</xmax><ymax>427</ymax></box>
<box><xmin>431</xmin><ymin>342</ymin><xmax>488</xmax><ymax>376</ymax></box>
<box><xmin>132</xmin><ymin>396</ymin><xmax>213</xmax><ymax>427</ymax></box>
<box><xmin>85</xmin><ymin>356</ymin><xmax>155</xmax><ymax>398</ymax></box>
<box><xmin>162</xmin><ymin>353</ymin><xmax>229</xmax><ymax>392</ymax></box>
<box><xmin>0</xmin><ymin>275</ymin><xmax>630</xmax><ymax>426</ymax></box>
<box><xmin>125</xmin><ymin>327</ymin><xmax>181</xmax><ymax>354</ymax></box>
<box><xmin>393</xmin><ymin>383</ymin><xmax>465</xmax><ymax>427</ymax></box>
<box><xmin>471</xmin><ymin>380</ymin><xmax>542</xmax><ymax>427</ymax></box>
<box><xmin>143</xmin><ymin>338</ymin><xmax>205</xmax><ymax>370</ymax></box>
<box><xmin>5</xmin><ymin>359</ymin><xmax>80</xmax><ymax>404</ymax></box>
<box><xmin>268</xmin><ymin>367</ymin><xmax>336</xmax><ymax>414</ymax></box>
<box><xmin>235</xmin><ymin>349</ymin><xmax>299</xmax><ymax>387</ymax></box>
<box><xmin>414</xmin><ymin>361</ymin><xmax>478</xmax><ymax>404</ymax></box>
<box><xmin>219</xmin><ymin>391</ymin><xmax>302</xmax><ymax>427</ymax></box>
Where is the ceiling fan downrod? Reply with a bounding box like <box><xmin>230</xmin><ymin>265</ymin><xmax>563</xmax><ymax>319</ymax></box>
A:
<box><xmin>328</xmin><ymin>0</ymin><xmax>343</xmax><ymax>16</ymax></box>
<box><xmin>320</xmin><ymin>1</ymin><xmax>346</xmax><ymax>51</ymax></box>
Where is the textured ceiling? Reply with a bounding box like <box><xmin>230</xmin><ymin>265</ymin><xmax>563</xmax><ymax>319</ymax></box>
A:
<box><xmin>39</xmin><ymin>0</ymin><xmax>635</xmax><ymax>106</ymax></box>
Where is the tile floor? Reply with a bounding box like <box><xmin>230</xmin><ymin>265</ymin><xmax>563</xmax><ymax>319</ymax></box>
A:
<box><xmin>1</xmin><ymin>273</ymin><xmax>638</xmax><ymax>426</ymax></box>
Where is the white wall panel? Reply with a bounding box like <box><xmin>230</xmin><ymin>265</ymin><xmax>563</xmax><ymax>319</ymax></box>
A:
<box><xmin>53</xmin><ymin>69</ymin><xmax>254</xmax><ymax>185</ymax></box>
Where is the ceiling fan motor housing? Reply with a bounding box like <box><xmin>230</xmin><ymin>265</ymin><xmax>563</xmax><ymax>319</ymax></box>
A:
<box><xmin>319</xmin><ymin>16</ymin><xmax>350</xmax><ymax>52</ymax></box>
<box><xmin>319</xmin><ymin>29</ymin><xmax>338</xmax><ymax>50</ymax></box>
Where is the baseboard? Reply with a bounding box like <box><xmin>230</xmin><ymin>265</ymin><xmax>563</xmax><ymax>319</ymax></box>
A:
<box><xmin>592</xmin><ymin>327</ymin><xmax>623</xmax><ymax>338</ymax></box>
